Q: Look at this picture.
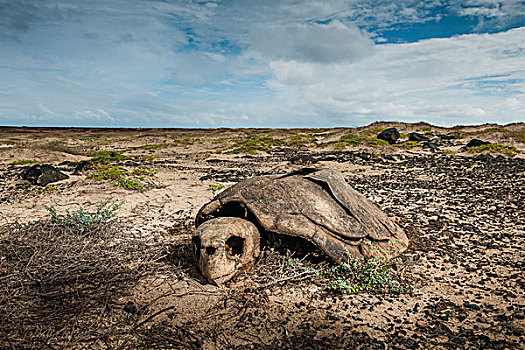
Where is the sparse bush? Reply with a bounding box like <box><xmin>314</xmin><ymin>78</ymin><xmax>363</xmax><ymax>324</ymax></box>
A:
<box><xmin>286</xmin><ymin>134</ymin><xmax>318</xmax><ymax>146</ymax></box>
<box><xmin>395</xmin><ymin>141</ymin><xmax>421</xmax><ymax>149</ymax></box>
<box><xmin>8</xmin><ymin>159</ymin><xmax>37</xmax><ymax>165</ymax></box>
<box><xmin>131</xmin><ymin>168</ymin><xmax>157</xmax><ymax>176</ymax></box>
<box><xmin>88</xmin><ymin>164</ymin><xmax>130</xmax><ymax>180</ymax></box>
<box><xmin>329</xmin><ymin>256</ymin><xmax>403</xmax><ymax>294</ymax></box>
<box><xmin>87</xmin><ymin>165</ymin><xmax>154</xmax><ymax>190</ymax></box>
<box><xmin>44</xmin><ymin>199</ymin><xmax>123</xmax><ymax>231</ymax></box>
<box><xmin>285</xmin><ymin>248</ymin><xmax>404</xmax><ymax>295</ymax></box>
<box><xmin>208</xmin><ymin>184</ymin><xmax>225</xmax><ymax>191</ymax></box>
<box><xmin>229</xmin><ymin>136</ymin><xmax>285</xmax><ymax>154</ymax></box>
<box><xmin>468</xmin><ymin>143</ymin><xmax>518</xmax><ymax>157</ymax></box>
<box><xmin>89</xmin><ymin>150</ymin><xmax>130</xmax><ymax>164</ymax></box>
<box><xmin>113</xmin><ymin>179</ymin><xmax>143</xmax><ymax>190</ymax></box>
<box><xmin>367</xmin><ymin>138</ymin><xmax>389</xmax><ymax>147</ymax></box>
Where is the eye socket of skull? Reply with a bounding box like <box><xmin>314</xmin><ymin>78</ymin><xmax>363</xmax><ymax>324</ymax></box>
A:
<box><xmin>225</xmin><ymin>236</ymin><xmax>244</xmax><ymax>256</ymax></box>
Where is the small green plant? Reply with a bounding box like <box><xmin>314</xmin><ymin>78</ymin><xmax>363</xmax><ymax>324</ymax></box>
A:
<box><xmin>8</xmin><ymin>159</ymin><xmax>37</xmax><ymax>165</ymax></box>
<box><xmin>89</xmin><ymin>150</ymin><xmax>130</xmax><ymax>164</ymax></box>
<box><xmin>134</xmin><ymin>155</ymin><xmax>159</xmax><ymax>161</ymax></box>
<box><xmin>44</xmin><ymin>199</ymin><xmax>124</xmax><ymax>231</ymax></box>
<box><xmin>463</xmin><ymin>127</ymin><xmax>507</xmax><ymax>136</ymax></box>
<box><xmin>442</xmin><ymin>150</ymin><xmax>456</xmax><ymax>155</ymax></box>
<box><xmin>113</xmin><ymin>179</ymin><xmax>143</xmax><ymax>190</ymax></box>
<box><xmin>87</xmin><ymin>165</ymin><xmax>153</xmax><ymax>190</ymax></box>
<box><xmin>286</xmin><ymin>134</ymin><xmax>318</xmax><ymax>146</ymax></box>
<box><xmin>208</xmin><ymin>184</ymin><xmax>225</xmax><ymax>191</ymax></box>
<box><xmin>88</xmin><ymin>165</ymin><xmax>130</xmax><ymax>181</ymax></box>
<box><xmin>467</xmin><ymin>143</ymin><xmax>518</xmax><ymax>157</ymax></box>
<box><xmin>367</xmin><ymin>138</ymin><xmax>389</xmax><ymax>147</ymax></box>
<box><xmin>329</xmin><ymin>255</ymin><xmax>403</xmax><ymax>294</ymax></box>
<box><xmin>229</xmin><ymin>136</ymin><xmax>285</xmax><ymax>154</ymax></box>
<box><xmin>131</xmin><ymin>168</ymin><xmax>157</xmax><ymax>176</ymax></box>
<box><xmin>395</xmin><ymin>141</ymin><xmax>421</xmax><ymax>149</ymax></box>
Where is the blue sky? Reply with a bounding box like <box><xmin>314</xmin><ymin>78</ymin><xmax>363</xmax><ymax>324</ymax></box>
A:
<box><xmin>0</xmin><ymin>0</ymin><xmax>524</xmax><ymax>127</ymax></box>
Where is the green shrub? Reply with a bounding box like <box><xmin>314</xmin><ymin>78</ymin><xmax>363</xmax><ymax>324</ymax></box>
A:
<box><xmin>87</xmin><ymin>165</ymin><xmax>154</xmax><ymax>190</ymax></box>
<box><xmin>208</xmin><ymin>184</ymin><xmax>225</xmax><ymax>191</ymax></box>
<box><xmin>463</xmin><ymin>127</ymin><xmax>507</xmax><ymax>135</ymax></box>
<box><xmin>286</xmin><ymin>134</ymin><xmax>318</xmax><ymax>146</ymax></box>
<box><xmin>468</xmin><ymin>143</ymin><xmax>518</xmax><ymax>156</ymax></box>
<box><xmin>229</xmin><ymin>136</ymin><xmax>285</xmax><ymax>154</ymax></box>
<box><xmin>88</xmin><ymin>165</ymin><xmax>130</xmax><ymax>181</ymax></box>
<box><xmin>287</xmin><ymin>249</ymin><xmax>404</xmax><ymax>295</ymax></box>
<box><xmin>395</xmin><ymin>141</ymin><xmax>421</xmax><ymax>149</ymax></box>
<box><xmin>44</xmin><ymin>199</ymin><xmax>123</xmax><ymax>231</ymax></box>
<box><xmin>112</xmin><ymin>179</ymin><xmax>143</xmax><ymax>190</ymax></box>
<box><xmin>329</xmin><ymin>256</ymin><xmax>403</xmax><ymax>294</ymax></box>
<box><xmin>8</xmin><ymin>159</ymin><xmax>37</xmax><ymax>165</ymax></box>
<box><xmin>367</xmin><ymin>138</ymin><xmax>389</xmax><ymax>147</ymax></box>
<box><xmin>131</xmin><ymin>168</ymin><xmax>157</xmax><ymax>176</ymax></box>
<box><xmin>89</xmin><ymin>151</ymin><xmax>130</xmax><ymax>164</ymax></box>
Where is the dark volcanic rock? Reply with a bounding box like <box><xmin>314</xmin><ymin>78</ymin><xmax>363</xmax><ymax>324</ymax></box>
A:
<box><xmin>382</xmin><ymin>154</ymin><xmax>397</xmax><ymax>161</ymax></box>
<box><xmin>22</xmin><ymin>164</ymin><xmax>69</xmax><ymax>186</ymax></box>
<box><xmin>465</xmin><ymin>139</ymin><xmax>490</xmax><ymax>148</ymax></box>
<box><xmin>73</xmin><ymin>161</ymin><xmax>93</xmax><ymax>174</ymax></box>
<box><xmin>423</xmin><ymin>142</ymin><xmax>439</xmax><ymax>151</ymax></box>
<box><xmin>377</xmin><ymin>128</ymin><xmax>400</xmax><ymax>144</ymax></box>
<box><xmin>440</xmin><ymin>133</ymin><xmax>460</xmax><ymax>140</ymax></box>
<box><xmin>409</xmin><ymin>133</ymin><xmax>429</xmax><ymax>142</ymax></box>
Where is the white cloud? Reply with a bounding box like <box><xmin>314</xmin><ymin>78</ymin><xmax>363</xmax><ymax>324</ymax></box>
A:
<box><xmin>249</xmin><ymin>20</ymin><xmax>374</xmax><ymax>63</ymax></box>
<box><xmin>264</xmin><ymin>27</ymin><xmax>525</xmax><ymax>126</ymax></box>
<box><xmin>0</xmin><ymin>0</ymin><xmax>524</xmax><ymax>127</ymax></box>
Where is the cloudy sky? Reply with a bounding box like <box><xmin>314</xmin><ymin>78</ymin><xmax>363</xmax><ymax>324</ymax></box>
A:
<box><xmin>0</xmin><ymin>0</ymin><xmax>524</xmax><ymax>127</ymax></box>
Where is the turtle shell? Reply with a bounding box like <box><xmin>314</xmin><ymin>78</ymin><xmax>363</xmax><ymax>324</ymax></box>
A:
<box><xmin>196</xmin><ymin>169</ymin><xmax>408</xmax><ymax>261</ymax></box>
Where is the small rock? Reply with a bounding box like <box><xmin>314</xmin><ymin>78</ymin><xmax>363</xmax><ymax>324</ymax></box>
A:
<box><xmin>358</xmin><ymin>153</ymin><xmax>371</xmax><ymax>160</ymax></box>
<box><xmin>463</xmin><ymin>301</ymin><xmax>481</xmax><ymax>310</ymax></box>
<box><xmin>423</xmin><ymin>142</ymin><xmax>439</xmax><ymax>151</ymax></box>
<box><xmin>409</xmin><ymin>133</ymin><xmax>429</xmax><ymax>142</ymax></box>
<box><xmin>123</xmin><ymin>301</ymin><xmax>137</xmax><ymax>314</ymax></box>
<box><xmin>377</xmin><ymin>128</ymin><xmax>400</xmax><ymax>144</ymax></box>
<box><xmin>475</xmin><ymin>154</ymin><xmax>493</xmax><ymax>162</ymax></box>
<box><xmin>73</xmin><ymin>161</ymin><xmax>93</xmax><ymax>174</ymax></box>
<box><xmin>22</xmin><ymin>164</ymin><xmax>69</xmax><ymax>186</ymax></box>
<box><xmin>440</xmin><ymin>133</ymin><xmax>460</xmax><ymax>140</ymax></box>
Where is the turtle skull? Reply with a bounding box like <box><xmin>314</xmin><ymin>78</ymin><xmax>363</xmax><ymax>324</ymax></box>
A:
<box><xmin>193</xmin><ymin>217</ymin><xmax>260</xmax><ymax>285</ymax></box>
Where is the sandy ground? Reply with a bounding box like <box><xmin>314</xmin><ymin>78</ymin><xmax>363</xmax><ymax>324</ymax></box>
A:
<box><xmin>0</xmin><ymin>122</ymin><xmax>524</xmax><ymax>349</ymax></box>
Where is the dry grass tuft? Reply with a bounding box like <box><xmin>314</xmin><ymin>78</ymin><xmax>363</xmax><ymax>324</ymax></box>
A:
<box><xmin>0</xmin><ymin>219</ymin><xmax>183</xmax><ymax>349</ymax></box>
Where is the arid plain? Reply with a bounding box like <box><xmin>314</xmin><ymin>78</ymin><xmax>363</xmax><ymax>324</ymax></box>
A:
<box><xmin>1</xmin><ymin>122</ymin><xmax>523</xmax><ymax>349</ymax></box>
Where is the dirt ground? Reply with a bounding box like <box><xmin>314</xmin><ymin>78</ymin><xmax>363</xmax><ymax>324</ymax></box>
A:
<box><xmin>0</xmin><ymin>122</ymin><xmax>524</xmax><ymax>349</ymax></box>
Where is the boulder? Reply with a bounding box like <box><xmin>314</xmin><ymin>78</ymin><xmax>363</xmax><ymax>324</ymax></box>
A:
<box><xmin>377</xmin><ymin>128</ymin><xmax>400</xmax><ymax>144</ymax></box>
<box><xmin>22</xmin><ymin>164</ymin><xmax>69</xmax><ymax>186</ymax></box>
<box><xmin>466</xmin><ymin>139</ymin><xmax>490</xmax><ymax>148</ymax></box>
